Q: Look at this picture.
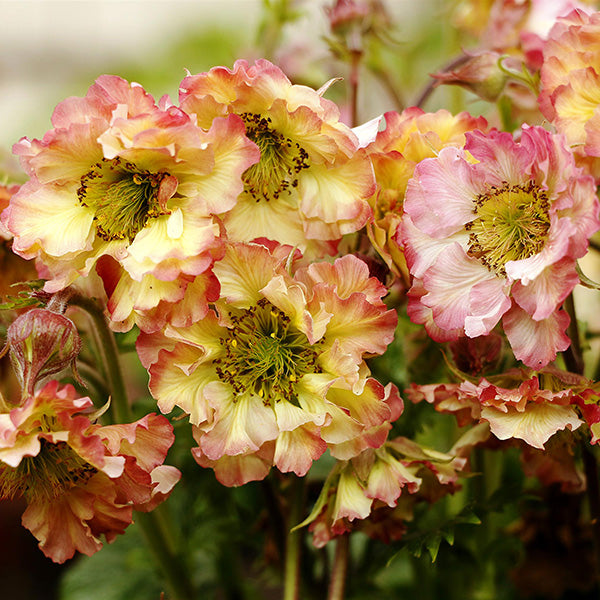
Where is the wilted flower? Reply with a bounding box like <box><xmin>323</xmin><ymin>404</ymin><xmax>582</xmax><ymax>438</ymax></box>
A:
<box><xmin>139</xmin><ymin>242</ymin><xmax>398</xmax><ymax>486</ymax></box>
<box><xmin>0</xmin><ymin>380</ymin><xmax>180</xmax><ymax>563</ymax></box>
<box><xmin>179</xmin><ymin>59</ymin><xmax>375</xmax><ymax>256</ymax></box>
<box><xmin>408</xmin><ymin>374</ymin><xmax>584</xmax><ymax>449</ymax></box>
<box><xmin>302</xmin><ymin>434</ymin><xmax>473</xmax><ymax>547</ymax></box>
<box><xmin>400</xmin><ymin>125</ymin><xmax>599</xmax><ymax>367</ymax></box>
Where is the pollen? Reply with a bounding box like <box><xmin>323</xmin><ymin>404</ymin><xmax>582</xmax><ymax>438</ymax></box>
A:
<box><xmin>77</xmin><ymin>157</ymin><xmax>175</xmax><ymax>242</ymax></box>
<box><xmin>240</xmin><ymin>112</ymin><xmax>309</xmax><ymax>203</ymax></box>
<box><xmin>215</xmin><ymin>298</ymin><xmax>321</xmax><ymax>406</ymax></box>
<box><xmin>467</xmin><ymin>180</ymin><xmax>551</xmax><ymax>275</ymax></box>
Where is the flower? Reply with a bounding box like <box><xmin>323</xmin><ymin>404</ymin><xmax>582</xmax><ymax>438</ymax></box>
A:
<box><xmin>3</xmin><ymin>75</ymin><xmax>258</xmax><ymax>332</ymax></box>
<box><xmin>453</xmin><ymin>0</ymin><xmax>593</xmax><ymax>69</ymax></box>
<box><xmin>302</xmin><ymin>434</ymin><xmax>472</xmax><ymax>548</ymax></box>
<box><xmin>538</xmin><ymin>9</ymin><xmax>600</xmax><ymax>179</ymax></box>
<box><xmin>178</xmin><ymin>59</ymin><xmax>375</xmax><ymax>256</ymax></box>
<box><xmin>0</xmin><ymin>184</ymin><xmax>38</xmax><ymax>301</ymax></box>
<box><xmin>140</xmin><ymin>241</ymin><xmax>398</xmax><ymax>485</ymax></box>
<box><xmin>0</xmin><ymin>380</ymin><xmax>180</xmax><ymax>563</ymax></box>
<box><xmin>408</xmin><ymin>374</ymin><xmax>584</xmax><ymax>449</ymax></box>
<box><xmin>400</xmin><ymin>125</ymin><xmax>599</xmax><ymax>367</ymax></box>
<box><xmin>363</xmin><ymin>108</ymin><xmax>488</xmax><ymax>282</ymax></box>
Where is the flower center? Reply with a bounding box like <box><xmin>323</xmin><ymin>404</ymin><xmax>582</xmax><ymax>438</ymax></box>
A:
<box><xmin>215</xmin><ymin>299</ymin><xmax>321</xmax><ymax>405</ymax></box>
<box><xmin>466</xmin><ymin>181</ymin><xmax>551</xmax><ymax>275</ymax></box>
<box><xmin>0</xmin><ymin>439</ymin><xmax>97</xmax><ymax>501</ymax></box>
<box><xmin>77</xmin><ymin>157</ymin><xmax>175</xmax><ymax>242</ymax></box>
<box><xmin>240</xmin><ymin>112</ymin><xmax>309</xmax><ymax>203</ymax></box>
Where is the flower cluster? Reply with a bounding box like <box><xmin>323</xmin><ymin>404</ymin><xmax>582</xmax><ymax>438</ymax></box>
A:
<box><xmin>3</xmin><ymin>6</ymin><xmax>600</xmax><ymax>580</ymax></box>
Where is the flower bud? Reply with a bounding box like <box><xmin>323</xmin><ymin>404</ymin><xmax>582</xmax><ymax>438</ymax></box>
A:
<box><xmin>432</xmin><ymin>51</ymin><xmax>516</xmax><ymax>102</ymax></box>
<box><xmin>3</xmin><ymin>308</ymin><xmax>82</xmax><ymax>397</ymax></box>
<box><xmin>327</xmin><ymin>0</ymin><xmax>370</xmax><ymax>34</ymax></box>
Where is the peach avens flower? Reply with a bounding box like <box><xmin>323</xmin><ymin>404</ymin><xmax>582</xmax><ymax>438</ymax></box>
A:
<box><xmin>3</xmin><ymin>75</ymin><xmax>258</xmax><ymax>331</ymax></box>
<box><xmin>179</xmin><ymin>59</ymin><xmax>375</xmax><ymax>256</ymax></box>
<box><xmin>139</xmin><ymin>242</ymin><xmax>398</xmax><ymax>485</ymax></box>
<box><xmin>400</xmin><ymin>125</ymin><xmax>599</xmax><ymax>367</ymax></box>
<box><xmin>0</xmin><ymin>381</ymin><xmax>180</xmax><ymax>563</ymax></box>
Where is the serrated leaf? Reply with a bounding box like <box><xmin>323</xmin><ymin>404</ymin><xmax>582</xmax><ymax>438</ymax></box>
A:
<box><xmin>441</xmin><ymin>527</ymin><xmax>455</xmax><ymax>546</ymax></box>
<box><xmin>425</xmin><ymin>533</ymin><xmax>442</xmax><ymax>562</ymax></box>
<box><xmin>406</xmin><ymin>538</ymin><xmax>423</xmax><ymax>559</ymax></box>
<box><xmin>454</xmin><ymin>511</ymin><xmax>482</xmax><ymax>526</ymax></box>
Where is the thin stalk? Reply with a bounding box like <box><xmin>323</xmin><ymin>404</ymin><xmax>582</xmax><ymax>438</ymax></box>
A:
<box><xmin>69</xmin><ymin>295</ymin><xmax>131</xmax><ymax>423</ymax></box>
<box><xmin>349</xmin><ymin>49</ymin><xmax>362</xmax><ymax>127</ymax></box>
<box><xmin>136</xmin><ymin>511</ymin><xmax>196</xmax><ymax>600</ymax></box>
<box><xmin>283</xmin><ymin>475</ymin><xmax>305</xmax><ymax>600</ymax></box>
<box><xmin>562</xmin><ymin>293</ymin><xmax>584</xmax><ymax>376</ymax></box>
<box><xmin>371</xmin><ymin>65</ymin><xmax>405</xmax><ymax>112</ymax></box>
<box><xmin>414</xmin><ymin>54</ymin><xmax>469</xmax><ymax>109</ymax></box>
<box><xmin>69</xmin><ymin>294</ymin><xmax>195</xmax><ymax>599</ymax></box>
<box><xmin>262</xmin><ymin>478</ymin><xmax>287</xmax><ymax>560</ymax></box>
<box><xmin>327</xmin><ymin>534</ymin><xmax>349</xmax><ymax>600</ymax></box>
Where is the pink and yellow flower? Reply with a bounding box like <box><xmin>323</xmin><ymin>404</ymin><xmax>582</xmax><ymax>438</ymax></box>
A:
<box><xmin>539</xmin><ymin>9</ymin><xmax>600</xmax><ymax>179</ymax></box>
<box><xmin>400</xmin><ymin>125</ymin><xmax>599</xmax><ymax>367</ymax></box>
<box><xmin>453</xmin><ymin>0</ymin><xmax>593</xmax><ymax>68</ymax></box>
<box><xmin>363</xmin><ymin>108</ymin><xmax>488</xmax><ymax>282</ymax></box>
<box><xmin>178</xmin><ymin>59</ymin><xmax>375</xmax><ymax>255</ymax></box>
<box><xmin>2</xmin><ymin>75</ymin><xmax>259</xmax><ymax>331</ymax></box>
<box><xmin>139</xmin><ymin>242</ymin><xmax>398</xmax><ymax>486</ymax></box>
<box><xmin>408</xmin><ymin>375</ymin><xmax>584</xmax><ymax>449</ymax></box>
<box><xmin>0</xmin><ymin>380</ymin><xmax>180</xmax><ymax>563</ymax></box>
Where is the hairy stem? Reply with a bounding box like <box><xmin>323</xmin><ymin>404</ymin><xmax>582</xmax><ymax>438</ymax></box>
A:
<box><xmin>327</xmin><ymin>534</ymin><xmax>350</xmax><ymax>600</ymax></box>
<box><xmin>283</xmin><ymin>475</ymin><xmax>305</xmax><ymax>600</ymax></box>
<box><xmin>69</xmin><ymin>295</ymin><xmax>131</xmax><ymax>423</ymax></box>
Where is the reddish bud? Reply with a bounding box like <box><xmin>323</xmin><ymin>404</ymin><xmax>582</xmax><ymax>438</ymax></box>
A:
<box><xmin>3</xmin><ymin>308</ymin><xmax>82</xmax><ymax>397</ymax></box>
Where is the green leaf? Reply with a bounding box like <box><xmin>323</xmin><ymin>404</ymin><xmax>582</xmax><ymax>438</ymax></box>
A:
<box><xmin>425</xmin><ymin>533</ymin><xmax>442</xmax><ymax>562</ymax></box>
<box><xmin>291</xmin><ymin>464</ymin><xmax>342</xmax><ymax>531</ymax></box>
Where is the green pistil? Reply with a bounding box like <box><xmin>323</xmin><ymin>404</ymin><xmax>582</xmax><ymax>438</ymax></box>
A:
<box><xmin>77</xmin><ymin>157</ymin><xmax>173</xmax><ymax>242</ymax></box>
<box><xmin>240</xmin><ymin>112</ymin><xmax>309</xmax><ymax>203</ymax></box>
<box><xmin>0</xmin><ymin>439</ymin><xmax>97</xmax><ymax>502</ymax></box>
<box><xmin>214</xmin><ymin>299</ymin><xmax>321</xmax><ymax>405</ymax></box>
<box><xmin>466</xmin><ymin>180</ymin><xmax>551</xmax><ymax>275</ymax></box>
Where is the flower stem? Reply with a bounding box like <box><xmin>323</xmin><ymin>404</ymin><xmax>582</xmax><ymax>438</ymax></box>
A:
<box><xmin>562</xmin><ymin>293</ymin><xmax>584</xmax><ymax>376</ymax></box>
<box><xmin>69</xmin><ymin>295</ymin><xmax>131</xmax><ymax>423</ymax></box>
<box><xmin>327</xmin><ymin>534</ymin><xmax>349</xmax><ymax>600</ymax></box>
<box><xmin>349</xmin><ymin>49</ymin><xmax>362</xmax><ymax>127</ymax></box>
<box><xmin>69</xmin><ymin>294</ymin><xmax>195</xmax><ymax>599</ymax></box>
<box><xmin>283</xmin><ymin>475</ymin><xmax>305</xmax><ymax>600</ymax></box>
<box><xmin>135</xmin><ymin>510</ymin><xmax>196</xmax><ymax>600</ymax></box>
